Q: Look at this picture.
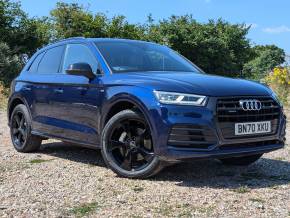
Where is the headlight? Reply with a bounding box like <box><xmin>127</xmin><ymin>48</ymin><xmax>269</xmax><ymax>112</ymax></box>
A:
<box><xmin>153</xmin><ymin>91</ymin><xmax>207</xmax><ymax>106</ymax></box>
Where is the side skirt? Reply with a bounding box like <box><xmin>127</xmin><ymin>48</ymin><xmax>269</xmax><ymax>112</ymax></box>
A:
<box><xmin>31</xmin><ymin>130</ymin><xmax>101</xmax><ymax>150</ymax></box>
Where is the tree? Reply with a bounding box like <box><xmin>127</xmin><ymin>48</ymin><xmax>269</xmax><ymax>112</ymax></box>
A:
<box><xmin>47</xmin><ymin>3</ymin><xmax>286</xmax><ymax>79</ymax></box>
<box><xmin>243</xmin><ymin>45</ymin><xmax>285</xmax><ymax>80</ymax></box>
<box><xmin>50</xmin><ymin>2</ymin><xmax>100</xmax><ymax>39</ymax></box>
<box><xmin>145</xmin><ymin>16</ymin><xmax>253</xmax><ymax>77</ymax></box>
<box><xmin>106</xmin><ymin>15</ymin><xmax>145</xmax><ymax>39</ymax></box>
<box><xmin>0</xmin><ymin>0</ymin><xmax>287</xmax><ymax>88</ymax></box>
<box><xmin>0</xmin><ymin>42</ymin><xmax>23</xmax><ymax>86</ymax></box>
<box><xmin>0</xmin><ymin>0</ymin><xmax>50</xmax><ymax>55</ymax></box>
<box><xmin>50</xmin><ymin>2</ymin><xmax>145</xmax><ymax>40</ymax></box>
<box><xmin>0</xmin><ymin>0</ymin><xmax>51</xmax><ymax>87</ymax></box>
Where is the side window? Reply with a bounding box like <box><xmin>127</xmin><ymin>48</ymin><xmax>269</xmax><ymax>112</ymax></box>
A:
<box><xmin>28</xmin><ymin>52</ymin><xmax>44</xmax><ymax>73</ymax></box>
<box><xmin>38</xmin><ymin>46</ymin><xmax>64</xmax><ymax>74</ymax></box>
<box><xmin>62</xmin><ymin>44</ymin><xmax>98</xmax><ymax>73</ymax></box>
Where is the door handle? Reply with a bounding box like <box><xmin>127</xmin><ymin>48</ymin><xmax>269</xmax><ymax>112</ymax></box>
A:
<box><xmin>76</xmin><ymin>87</ymin><xmax>88</xmax><ymax>91</ymax></box>
<box><xmin>54</xmin><ymin>88</ymin><xmax>63</xmax><ymax>94</ymax></box>
<box><xmin>23</xmin><ymin>87</ymin><xmax>31</xmax><ymax>91</ymax></box>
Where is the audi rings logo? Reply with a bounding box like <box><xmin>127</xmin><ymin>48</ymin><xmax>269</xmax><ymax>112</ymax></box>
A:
<box><xmin>239</xmin><ymin>99</ymin><xmax>262</xmax><ymax>111</ymax></box>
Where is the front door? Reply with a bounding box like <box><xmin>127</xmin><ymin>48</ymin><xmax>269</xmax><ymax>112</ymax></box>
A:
<box><xmin>49</xmin><ymin>43</ymin><xmax>104</xmax><ymax>146</ymax></box>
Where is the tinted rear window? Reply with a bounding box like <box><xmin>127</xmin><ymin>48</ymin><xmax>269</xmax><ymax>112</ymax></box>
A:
<box><xmin>28</xmin><ymin>52</ymin><xmax>44</xmax><ymax>73</ymax></box>
<box><xmin>38</xmin><ymin>46</ymin><xmax>64</xmax><ymax>74</ymax></box>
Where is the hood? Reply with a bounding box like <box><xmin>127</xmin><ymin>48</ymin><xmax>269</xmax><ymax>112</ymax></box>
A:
<box><xmin>104</xmin><ymin>72</ymin><xmax>271</xmax><ymax>97</ymax></box>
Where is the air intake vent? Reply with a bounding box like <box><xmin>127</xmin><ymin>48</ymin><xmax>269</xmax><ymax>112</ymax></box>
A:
<box><xmin>168</xmin><ymin>125</ymin><xmax>216</xmax><ymax>149</ymax></box>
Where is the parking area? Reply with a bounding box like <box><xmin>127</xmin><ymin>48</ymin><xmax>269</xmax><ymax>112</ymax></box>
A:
<box><xmin>0</xmin><ymin>108</ymin><xmax>289</xmax><ymax>217</ymax></box>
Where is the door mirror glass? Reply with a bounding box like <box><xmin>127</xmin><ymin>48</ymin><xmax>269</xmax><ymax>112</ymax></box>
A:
<box><xmin>66</xmin><ymin>62</ymin><xmax>96</xmax><ymax>80</ymax></box>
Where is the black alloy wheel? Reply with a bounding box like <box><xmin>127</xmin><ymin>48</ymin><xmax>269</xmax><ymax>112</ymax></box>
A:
<box><xmin>10</xmin><ymin>104</ymin><xmax>42</xmax><ymax>152</ymax></box>
<box><xmin>101</xmin><ymin>110</ymin><xmax>163</xmax><ymax>178</ymax></box>
<box><xmin>11</xmin><ymin>111</ymin><xmax>27</xmax><ymax>149</ymax></box>
<box><xmin>108</xmin><ymin>118</ymin><xmax>154</xmax><ymax>171</ymax></box>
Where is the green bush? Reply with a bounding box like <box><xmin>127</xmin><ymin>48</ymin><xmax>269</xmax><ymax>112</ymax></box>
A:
<box><xmin>242</xmin><ymin>45</ymin><xmax>285</xmax><ymax>80</ymax></box>
<box><xmin>0</xmin><ymin>42</ymin><xmax>23</xmax><ymax>86</ymax></box>
<box><xmin>0</xmin><ymin>0</ymin><xmax>286</xmax><ymax>88</ymax></box>
<box><xmin>265</xmin><ymin>67</ymin><xmax>290</xmax><ymax>106</ymax></box>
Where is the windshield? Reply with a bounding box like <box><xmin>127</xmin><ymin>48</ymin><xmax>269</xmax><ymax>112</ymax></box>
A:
<box><xmin>95</xmin><ymin>41</ymin><xmax>201</xmax><ymax>73</ymax></box>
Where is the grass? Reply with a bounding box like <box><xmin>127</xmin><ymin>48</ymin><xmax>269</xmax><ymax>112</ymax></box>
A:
<box><xmin>71</xmin><ymin>202</ymin><xmax>99</xmax><ymax>217</ymax></box>
<box><xmin>88</xmin><ymin>163</ymin><xmax>96</xmax><ymax>168</ymax></box>
<box><xmin>1</xmin><ymin>162</ymin><xmax>30</xmax><ymax>173</ymax></box>
<box><xmin>130</xmin><ymin>215</ymin><xmax>143</xmax><ymax>218</ymax></box>
<box><xmin>97</xmin><ymin>178</ymin><xmax>104</xmax><ymax>182</ymax></box>
<box><xmin>132</xmin><ymin>185</ymin><xmax>144</xmax><ymax>192</ymax></box>
<box><xmin>196</xmin><ymin>205</ymin><xmax>215</xmax><ymax>216</ymax></box>
<box><xmin>157</xmin><ymin>204</ymin><xmax>174</xmax><ymax>216</ymax></box>
<box><xmin>0</xmin><ymin>176</ymin><xmax>4</xmax><ymax>184</ymax></box>
<box><xmin>270</xmin><ymin>185</ymin><xmax>280</xmax><ymax>190</ymax></box>
<box><xmin>249</xmin><ymin>198</ymin><xmax>265</xmax><ymax>203</ymax></box>
<box><xmin>0</xmin><ymin>84</ymin><xmax>8</xmax><ymax>109</ymax></box>
<box><xmin>29</xmin><ymin>159</ymin><xmax>54</xmax><ymax>164</ymax></box>
<box><xmin>156</xmin><ymin>203</ymin><xmax>215</xmax><ymax>217</ymax></box>
<box><xmin>177</xmin><ymin>210</ymin><xmax>192</xmax><ymax>218</ymax></box>
<box><xmin>275</xmin><ymin>157</ymin><xmax>286</xmax><ymax>161</ymax></box>
<box><xmin>175</xmin><ymin>203</ymin><xmax>191</xmax><ymax>217</ymax></box>
<box><xmin>232</xmin><ymin>186</ymin><xmax>250</xmax><ymax>194</ymax></box>
<box><xmin>179</xmin><ymin>205</ymin><xmax>215</xmax><ymax>217</ymax></box>
<box><xmin>0</xmin><ymin>95</ymin><xmax>7</xmax><ymax>109</ymax></box>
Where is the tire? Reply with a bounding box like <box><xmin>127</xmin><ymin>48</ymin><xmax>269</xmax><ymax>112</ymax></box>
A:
<box><xmin>219</xmin><ymin>154</ymin><xmax>263</xmax><ymax>166</ymax></box>
<box><xmin>101</xmin><ymin>109</ymin><xmax>163</xmax><ymax>179</ymax></box>
<box><xmin>10</xmin><ymin>104</ymin><xmax>42</xmax><ymax>152</ymax></box>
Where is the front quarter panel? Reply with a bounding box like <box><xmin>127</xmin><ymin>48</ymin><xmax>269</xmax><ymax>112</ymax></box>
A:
<box><xmin>101</xmin><ymin>84</ymin><xmax>169</xmax><ymax>155</ymax></box>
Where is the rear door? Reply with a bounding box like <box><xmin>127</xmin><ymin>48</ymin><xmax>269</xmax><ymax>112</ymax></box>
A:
<box><xmin>29</xmin><ymin>45</ymin><xmax>65</xmax><ymax>135</ymax></box>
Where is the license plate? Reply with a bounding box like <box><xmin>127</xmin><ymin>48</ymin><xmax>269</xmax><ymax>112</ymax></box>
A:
<box><xmin>235</xmin><ymin>121</ymin><xmax>271</xmax><ymax>135</ymax></box>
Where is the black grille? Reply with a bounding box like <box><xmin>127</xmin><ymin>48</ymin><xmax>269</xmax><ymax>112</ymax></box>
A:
<box><xmin>168</xmin><ymin>125</ymin><xmax>216</xmax><ymax>149</ymax></box>
<box><xmin>217</xmin><ymin>97</ymin><xmax>281</xmax><ymax>139</ymax></box>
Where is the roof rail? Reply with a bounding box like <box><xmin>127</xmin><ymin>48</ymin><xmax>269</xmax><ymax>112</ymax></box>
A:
<box><xmin>54</xmin><ymin>37</ymin><xmax>86</xmax><ymax>43</ymax></box>
<box><xmin>39</xmin><ymin>37</ymin><xmax>86</xmax><ymax>51</ymax></box>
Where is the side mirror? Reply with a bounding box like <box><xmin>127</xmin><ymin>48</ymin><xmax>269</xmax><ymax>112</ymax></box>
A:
<box><xmin>66</xmin><ymin>63</ymin><xmax>96</xmax><ymax>80</ymax></box>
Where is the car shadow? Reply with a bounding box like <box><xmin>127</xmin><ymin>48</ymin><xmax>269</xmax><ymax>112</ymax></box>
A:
<box><xmin>39</xmin><ymin>141</ymin><xmax>106</xmax><ymax>167</ymax></box>
<box><xmin>39</xmin><ymin>141</ymin><xmax>290</xmax><ymax>190</ymax></box>
<box><xmin>152</xmin><ymin>158</ymin><xmax>290</xmax><ymax>189</ymax></box>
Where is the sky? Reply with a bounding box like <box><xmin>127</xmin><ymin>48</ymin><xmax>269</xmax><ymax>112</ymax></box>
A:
<box><xmin>20</xmin><ymin>0</ymin><xmax>290</xmax><ymax>55</ymax></box>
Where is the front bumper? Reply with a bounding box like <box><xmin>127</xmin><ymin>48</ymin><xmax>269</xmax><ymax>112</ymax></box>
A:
<box><xmin>150</xmin><ymin>96</ymin><xmax>286</xmax><ymax>162</ymax></box>
<box><xmin>163</xmin><ymin>140</ymin><xmax>284</xmax><ymax>161</ymax></box>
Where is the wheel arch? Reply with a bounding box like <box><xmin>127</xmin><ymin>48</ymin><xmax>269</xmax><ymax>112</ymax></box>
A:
<box><xmin>101</xmin><ymin>93</ymin><xmax>158</xmax><ymax>148</ymax></box>
<box><xmin>8</xmin><ymin>95</ymin><xmax>31</xmax><ymax>125</ymax></box>
<box><xmin>102</xmin><ymin>95</ymin><xmax>152</xmax><ymax>128</ymax></box>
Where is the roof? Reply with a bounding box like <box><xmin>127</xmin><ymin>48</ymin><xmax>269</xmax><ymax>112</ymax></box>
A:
<box><xmin>53</xmin><ymin>37</ymin><xmax>158</xmax><ymax>45</ymax></box>
<box><xmin>38</xmin><ymin>37</ymin><xmax>160</xmax><ymax>53</ymax></box>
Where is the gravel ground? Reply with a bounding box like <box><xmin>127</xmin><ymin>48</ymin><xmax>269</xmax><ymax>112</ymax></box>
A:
<box><xmin>0</xmin><ymin>108</ymin><xmax>290</xmax><ymax>217</ymax></box>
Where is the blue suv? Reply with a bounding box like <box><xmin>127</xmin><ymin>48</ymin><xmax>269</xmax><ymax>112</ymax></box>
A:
<box><xmin>8</xmin><ymin>37</ymin><xmax>286</xmax><ymax>178</ymax></box>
